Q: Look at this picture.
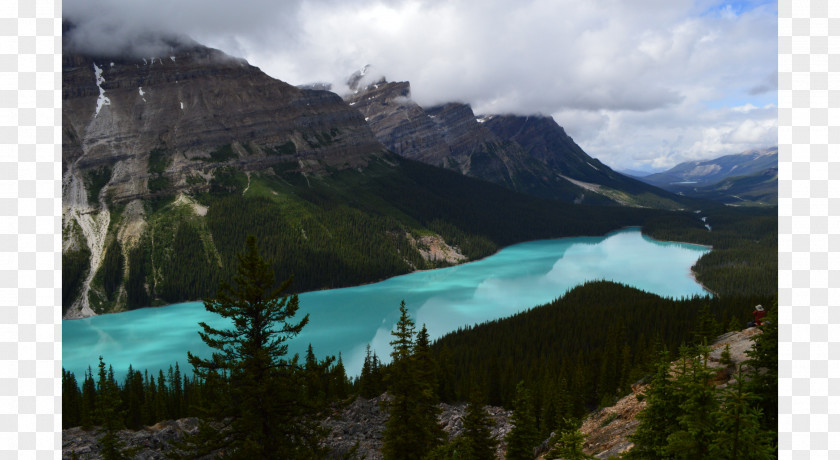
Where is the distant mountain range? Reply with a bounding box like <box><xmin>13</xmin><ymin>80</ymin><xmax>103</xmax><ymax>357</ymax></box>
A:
<box><xmin>633</xmin><ymin>147</ymin><xmax>778</xmax><ymax>205</ymax></box>
<box><xmin>339</xmin><ymin>68</ymin><xmax>688</xmax><ymax>209</ymax></box>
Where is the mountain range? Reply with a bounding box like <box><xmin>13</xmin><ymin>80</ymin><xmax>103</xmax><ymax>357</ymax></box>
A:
<box><xmin>633</xmin><ymin>147</ymin><xmax>778</xmax><ymax>205</ymax></box>
<box><xmin>341</xmin><ymin>68</ymin><xmax>687</xmax><ymax>209</ymax></box>
<box><xmin>62</xmin><ymin>35</ymin><xmax>687</xmax><ymax>319</ymax></box>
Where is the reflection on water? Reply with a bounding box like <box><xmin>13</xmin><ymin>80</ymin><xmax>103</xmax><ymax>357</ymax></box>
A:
<box><xmin>63</xmin><ymin>228</ymin><xmax>710</xmax><ymax>378</ymax></box>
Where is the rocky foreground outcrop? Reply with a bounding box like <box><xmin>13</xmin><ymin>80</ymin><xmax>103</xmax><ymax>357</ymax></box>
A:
<box><xmin>322</xmin><ymin>394</ymin><xmax>513</xmax><ymax>459</ymax></box>
<box><xmin>553</xmin><ymin>327</ymin><xmax>762</xmax><ymax>459</ymax></box>
<box><xmin>63</xmin><ymin>395</ymin><xmax>513</xmax><ymax>460</ymax></box>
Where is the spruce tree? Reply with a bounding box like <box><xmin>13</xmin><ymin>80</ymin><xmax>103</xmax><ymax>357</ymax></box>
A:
<box><xmin>744</xmin><ymin>304</ymin><xmax>778</xmax><ymax>441</ymax></box>
<box><xmin>181</xmin><ymin>235</ymin><xmax>322</xmax><ymax>459</ymax></box>
<box><xmin>691</xmin><ymin>305</ymin><xmax>719</xmax><ymax>345</ymax></box>
<box><xmin>709</xmin><ymin>369</ymin><xmax>775</xmax><ymax>460</ymax></box>
<box><xmin>80</xmin><ymin>366</ymin><xmax>96</xmax><ymax>429</ymax></box>
<box><xmin>101</xmin><ymin>238</ymin><xmax>124</xmax><ymax>301</ymax></box>
<box><xmin>359</xmin><ymin>344</ymin><xmax>377</xmax><ymax>398</ymax></box>
<box><xmin>461</xmin><ymin>389</ymin><xmax>498</xmax><ymax>460</ymax></box>
<box><xmin>331</xmin><ymin>353</ymin><xmax>350</xmax><ymax>400</ymax></box>
<box><xmin>626</xmin><ymin>349</ymin><xmax>680</xmax><ymax>459</ymax></box>
<box><xmin>122</xmin><ymin>366</ymin><xmax>144</xmax><ymax>430</ymax></box>
<box><xmin>665</xmin><ymin>345</ymin><xmax>719</xmax><ymax>458</ymax></box>
<box><xmin>62</xmin><ymin>369</ymin><xmax>82</xmax><ymax>429</ymax></box>
<box><xmin>505</xmin><ymin>381</ymin><xmax>539</xmax><ymax>460</ymax></box>
<box><xmin>382</xmin><ymin>301</ymin><xmax>443</xmax><ymax>459</ymax></box>
<box><xmin>95</xmin><ymin>357</ymin><xmax>131</xmax><ymax>460</ymax></box>
<box><xmin>436</xmin><ymin>344</ymin><xmax>457</xmax><ymax>403</ymax></box>
<box><xmin>546</xmin><ymin>426</ymin><xmax>594</xmax><ymax>460</ymax></box>
<box><xmin>414</xmin><ymin>324</ymin><xmax>446</xmax><ymax>451</ymax></box>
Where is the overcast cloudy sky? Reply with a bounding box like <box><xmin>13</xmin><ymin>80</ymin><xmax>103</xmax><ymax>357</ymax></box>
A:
<box><xmin>65</xmin><ymin>0</ymin><xmax>777</xmax><ymax>172</ymax></box>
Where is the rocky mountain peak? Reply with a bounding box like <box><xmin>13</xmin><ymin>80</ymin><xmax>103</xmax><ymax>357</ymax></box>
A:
<box><xmin>342</xmin><ymin>72</ymin><xmax>686</xmax><ymax>208</ymax></box>
<box><xmin>347</xmin><ymin>64</ymin><xmax>388</xmax><ymax>93</ymax></box>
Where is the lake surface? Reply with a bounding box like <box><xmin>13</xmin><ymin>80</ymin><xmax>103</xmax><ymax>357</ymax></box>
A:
<box><xmin>62</xmin><ymin>228</ymin><xmax>711</xmax><ymax>378</ymax></box>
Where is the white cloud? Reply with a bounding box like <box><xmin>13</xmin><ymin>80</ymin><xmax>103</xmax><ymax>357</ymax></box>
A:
<box><xmin>64</xmin><ymin>0</ymin><xmax>777</xmax><ymax>171</ymax></box>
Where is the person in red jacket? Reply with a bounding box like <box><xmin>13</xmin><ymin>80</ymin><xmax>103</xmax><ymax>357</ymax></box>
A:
<box><xmin>747</xmin><ymin>304</ymin><xmax>766</xmax><ymax>327</ymax></box>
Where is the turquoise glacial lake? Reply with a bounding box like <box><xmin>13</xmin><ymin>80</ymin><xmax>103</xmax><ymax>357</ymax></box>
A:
<box><xmin>62</xmin><ymin>228</ymin><xmax>711</xmax><ymax>378</ymax></box>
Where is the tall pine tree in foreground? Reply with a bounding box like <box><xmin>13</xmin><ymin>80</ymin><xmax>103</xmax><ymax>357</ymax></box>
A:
<box><xmin>178</xmin><ymin>235</ymin><xmax>323</xmax><ymax>459</ymax></box>
<box><xmin>95</xmin><ymin>357</ymin><xmax>133</xmax><ymax>460</ymax></box>
<box><xmin>744</xmin><ymin>304</ymin><xmax>778</xmax><ymax>444</ymax></box>
<box><xmin>708</xmin><ymin>369</ymin><xmax>775</xmax><ymax>460</ymax></box>
<box><xmin>625</xmin><ymin>349</ymin><xmax>681</xmax><ymax>459</ymax></box>
<box><xmin>505</xmin><ymin>381</ymin><xmax>540</xmax><ymax>460</ymax></box>
<box><xmin>382</xmin><ymin>301</ymin><xmax>444</xmax><ymax>460</ymax></box>
<box><xmin>461</xmin><ymin>388</ymin><xmax>499</xmax><ymax>460</ymax></box>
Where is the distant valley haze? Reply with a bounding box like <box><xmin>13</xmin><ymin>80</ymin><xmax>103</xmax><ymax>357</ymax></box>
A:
<box><xmin>63</xmin><ymin>0</ymin><xmax>777</xmax><ymax>172</ymax></box>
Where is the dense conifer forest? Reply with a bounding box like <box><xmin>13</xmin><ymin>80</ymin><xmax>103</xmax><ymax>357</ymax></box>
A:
<box><xmin>63</xmin><ymin>172</ymin><xmax>778</xmax><ymax>458</ymax></box>
<box><xmin>642</xmin><ymin>205</ymin><xmax>777</xmax><ymax>298</ymax></box>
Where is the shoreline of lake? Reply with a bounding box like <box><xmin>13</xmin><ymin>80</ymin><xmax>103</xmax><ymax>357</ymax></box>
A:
<box><xmin>64</xmin><ymin>225</ymin><xmax>713</xmax><ymax>321</ymax></box>
<box><xmin>63</xmin><ymin>227</ymin><xmax>712</xmax><ymax>379</ymax></box>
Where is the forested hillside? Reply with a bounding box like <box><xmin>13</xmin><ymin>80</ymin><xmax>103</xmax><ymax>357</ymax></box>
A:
<box><xmin>643</xmin><ymin>205</ymin><xmax>777</xmax><ymax>298</ymax></box>
<box><xmin>66</xmin><ymin>152</ymin><xmax>686</xmax><ymax>316</ymax></box>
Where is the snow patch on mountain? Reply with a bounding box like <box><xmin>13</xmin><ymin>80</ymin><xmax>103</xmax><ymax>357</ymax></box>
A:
<box><xmin>93</xmin><ymin>63</ymin><xmax>111</xmax><ymax>116</ymax></box>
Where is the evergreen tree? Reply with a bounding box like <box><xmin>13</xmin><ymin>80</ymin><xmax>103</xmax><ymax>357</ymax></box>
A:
<box><xmin>727</xmin><ymin>315</ymin><xmax>743</xmax><ymax>332</ymax></box>
<box><xmin>436</xmin><ymin>344</ymin><xmax>457</xmax><ymax>403</ymax></box>
<box><xmin>709</xmin><ymin>369</ymin><xmax>775</xmax><ymax>460</ymax></box>
<box><xmin>80</xmin><ymin>366</ymin><xmax>96</xmax><ymax>429</ymax></box>
<box><xmin>331</xmin><ymin>353</ymin><xmax>350</xmax><ymax>400</ymax></box>
<box><xmin>664</xmin><ymin>345</ymin><xmax>719</xmax><ymax>459</ymax></box>
<box><xmin>101</xmin><ymin>238</ymin><xmax>124</xmax><ymax>301</ymax></box>
<box><xmin>505</xmin><ymin>381</ymin><xmax>539</xmax><ymax>460</ymax></box>
<box><xmin>125</xmin><ymin>245</ymin><xmax>149</xmax><ymax>309</ymax></box>
<box><xmin>181</xmin><ymin>235</ymin><xmax>321</xmax><ymax>459</ymax></box>
<box><xmin>546</xmin><ymin>426</ymin><xmax>594</xmax><ymax>460</ymax></box>
<box><xmin>744</xmin><ymin>304</ymin><xmax>778</xmax><ymax>441</ymax></box>
<box><xmin>142</xmin><ymin>372</ymin><xmax>156</xmax><ymax>426</ymax></box>
<box><xmin>424</xmin><ymin>437</ymin><xmax>474</xmax><ymax>460</ymax></box>
<box><xmin>154</xmin><ymin>370</ymin><xmax>167</xmax><ymax>422</ymax></box>
<box><xmin>303</xmin><ymin>343</ymin><xmax>335</xmax><ymax>406</ymax></box>
<box><xmin>359</xmin><ymin>344</ymin><xmax>377</xmax><ymax>398</ymax></box>
<box><xmin>382</xmin><ymin>301</ymin><xmax>443</xmax><ymax>459</ymax></box>
<box><xmin>95</xmin><ymin>357</ymin><xmax>130</xmax><ymax>460</ymax></box>
<box><xmin>122</xmin><ymin>366</ymin><xmax>144</xmax><ymax>430</ymax></box>
<box><xmin>461</xmin><ymin>389</ymin><xmax>498</xmax><ymax>460</ymax></box>
<box><xmin>170</xmin><ymin>363</ymin><xmax>183</xmax><ymax>419</ymax></box>
<box><xmin>62</xmin><ymin>369</ymin><xmax>82</xmax><ymax>429</ymax></box>
<box><xmin>691</xmin><ymin>305</ymin><xmax>719</xmax><ymax>346</ymax></box>
<box><xmin>414</xmin><ymin>324</ymin><xmax>446</xmax><ymax>451</ymax></box>
<box><xmin>371</xmin><ymin>350</ymin><xmax>385</xmax><ymax>396</ymax></box>
<box><xmin>626</xmin><ymin>350</ymin><xmax>681</xmax><ymax>459</ymax></box>
<box><xmin>305</xmin><ymin>344</ymin><xmax>324</xmax><ymax>405</ymax></box>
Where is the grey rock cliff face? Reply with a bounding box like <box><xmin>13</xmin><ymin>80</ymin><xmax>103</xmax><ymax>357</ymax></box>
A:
<box><xmin>343</xmin><ymin>80</ymin><xmax>595</xmax><ymax>203</ymax></box>
<box><xmin>344</xmin><ymin>80</ymin><xmax>450</xmax><ymax>165</ymax></box>
<box><xmin>342</xmin><ymin>76</ymin><xmax>688</xmax><ymax>208</ymax></box>
<box><xmin>63</xmin><ymin>45</ymin><xmax>385</xmax><ymax>203</ymax></box>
